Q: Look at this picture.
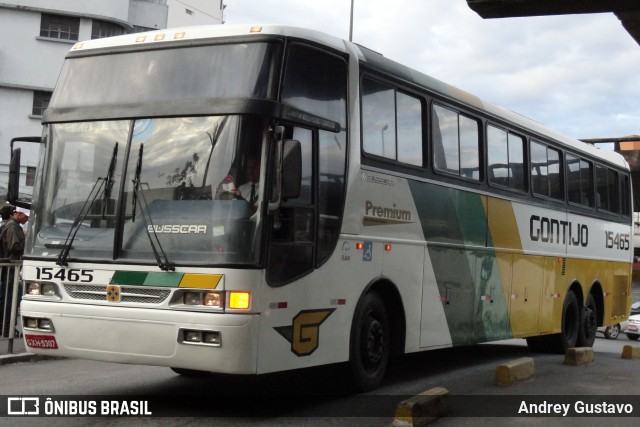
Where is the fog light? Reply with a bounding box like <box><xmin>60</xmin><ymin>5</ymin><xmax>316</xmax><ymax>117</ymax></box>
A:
<box><xmin>24</xmin><ymin>317</ymin><xmax>39</xmax><ymax>328</ymax></box>
<box><xmin>184</xmin><ymin>331</ymin><xmax>202</xmax><ymax>342</ymax></box>
<box><xmin>203</xmin><ymin>332</ymin><xmax>221</xmax><ymax>345</ymax></box>
<box><xmin>38</xmin><ymin>319</ymin><xmax>54</xmax><ymax>331</ymax></box>
<box><xmin>184</xmin><ymin>292</ymin><xmax>201</xmax><ymax>305</ymax></box>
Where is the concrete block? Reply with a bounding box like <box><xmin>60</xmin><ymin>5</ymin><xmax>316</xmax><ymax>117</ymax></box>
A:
<box><xmin>621</xmin><ymin>345</ymin><xmax>640</xmax><ymax>360</ymax></box>
<box><xmin>564</xmin><ymin>347</ymin><xmax>594</xmax><ymax>366</ymax></box>
<box><xmin>393</xmin><ymin>387</ymin><xmax>448</xmax><ymax>427</ymax></box>
<box><xmin>495</xmin><ymin>357</ymin><xmax>535</xmax><ymax>386</ymax></box>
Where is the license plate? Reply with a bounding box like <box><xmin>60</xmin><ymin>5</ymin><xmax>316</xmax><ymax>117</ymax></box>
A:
<box><xmin>25</xmin><ymin>334</ymin><xmax>58</xmax><ymax>349</ymax></box>
<box><xmin>628</xmin><ymin>325</ymin><xmax>638</xmax><ymax>332</ymax></box>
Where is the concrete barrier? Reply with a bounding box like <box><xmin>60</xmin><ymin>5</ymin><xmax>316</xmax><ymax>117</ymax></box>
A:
<box><xmin>495</xmin><ymin>357</ymin><xmax>535</xmax><ymax>386</ymax></box>
<box><xmin>621</xmin><ymin>345</ymin><xmax>640</xmax><ymax>360</ymax></box>
<box><xmin>564</xmin><ymin>347</ymin><xmax>594</xmax><ymax>366</ymax></box>
<box><xmin>393</xmin><ymin>387</ymin><xmax>448</xmax><ymax>427</ymax></box>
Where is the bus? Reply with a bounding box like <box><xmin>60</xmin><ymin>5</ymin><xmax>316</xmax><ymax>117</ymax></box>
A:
<box><xmin>9</xmin><ymin>25</ymin><xmax>632</xmax><ymax>391</ymax></box>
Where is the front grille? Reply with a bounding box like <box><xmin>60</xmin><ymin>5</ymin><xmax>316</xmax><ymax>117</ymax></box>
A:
<box><xmin>64</xmin><ymin>284</ymin><xmax>171</xmax><ymax>304</ymax></box>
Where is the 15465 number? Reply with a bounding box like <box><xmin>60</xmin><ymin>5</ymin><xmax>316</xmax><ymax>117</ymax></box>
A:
<box><xmin>604</xmin><ymin>231</ymin><xmax>630</xmax><ymax>250</ymax></box>
<box><xmin>35</xmin><ymin>267</ymin><xmax>94</xmax><ymax>282</ymax></box>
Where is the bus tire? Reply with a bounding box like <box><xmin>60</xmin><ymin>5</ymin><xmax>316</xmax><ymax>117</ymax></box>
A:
<box><xmin>349</xmin><ymin>292</ymin><xmax>390</xmax><ymax>392</ymax></box>
<box><xmin>527</xmin><ymin>290</ymin><xmax>580</xmax><ymax>353</ymax></box>
<box><xmin>577</xmin><ymin>293</ymin><xmax>597</xmax><ymax>347</ymax></box>
<box><xmin>558</xmin><ymin>290</ymin><xmax>580</xmax><ymax>351</ymax></box>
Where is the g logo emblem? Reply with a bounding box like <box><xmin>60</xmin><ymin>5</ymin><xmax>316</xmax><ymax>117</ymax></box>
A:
<box><xmin>275</xmin><ymin>309</ymin><xmax>335</xmax><ymax>356</ymax></box>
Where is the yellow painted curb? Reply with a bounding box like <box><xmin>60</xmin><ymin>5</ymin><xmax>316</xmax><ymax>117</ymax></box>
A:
<box><xmin>495</xmin><ymin>357</ymin><xmax>535</xmax><ymax>386</ymax></box>
<box><xmin>564</xmin><ymin>347</ymin><xmax>594</xmax><ymax>366</ymax></box>
<box><xmin>621</xmin><ymin>345</ymin><xmax>640</xmax><ymax>360</ymax></box>
<box><xmin>393</xmin><ymin>387</ymin><xmax>448</xmax><ymax>427</ymax></box>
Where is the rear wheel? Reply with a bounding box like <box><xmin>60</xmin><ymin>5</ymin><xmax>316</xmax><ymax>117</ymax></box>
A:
<box><xmin>349</xmin><ymin>292</ymin><xmax>390</xmax><ymax>392</ymax></box>
<box><xmin>627</xmin><ymin>334</ymin><xmax>640</xmax><ymax>341</ymax></box>
<box><xmin>559</xmin><ymin>290</ymin><xmax>581</xmax><ymax>351</ymax></box>
<box><xmin>604</xmin><ymin>324</ymin><xmax>620</xmax><ymax>340</ymax></box>
<box><xmin>527</xmin><ymin>290</ymin><xmax>579</xmax><ymax>353</ymax></box>
<box><xmin>577</xmin><ymin>293</ymin><xmax>597</xmax><ymax>347</ymax></box>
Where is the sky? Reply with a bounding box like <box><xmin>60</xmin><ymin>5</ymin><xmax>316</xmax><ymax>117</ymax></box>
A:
<box><xmin>223</xmin><ymin>0</ymin><xmax>640</xmax><ymax>141</ymax></box>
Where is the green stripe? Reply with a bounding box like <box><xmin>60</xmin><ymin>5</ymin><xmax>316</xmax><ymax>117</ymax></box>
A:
<box><xmin>110</xmin><ymin>271</ymin><xmax>149</xmax><ymax>285</ymax></box>
<box><xmin>410</xmin><ymin>181</ymin><xmax>511</xmax><ymax>344</ymax></box>
<box><xmin>144</xmin><ymin>272</ymin><xmax>183</xmax><ymax>287</ymax></box>
<box><xmin>110</xmin><ymin>271</ymin><xmax>184</xmax><ymax>287</ymax></box>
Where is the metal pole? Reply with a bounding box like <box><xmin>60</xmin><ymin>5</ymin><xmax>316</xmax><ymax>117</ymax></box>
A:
<box><xmin>349</xmin><ymin>0</ymin><xmax>354</xmax><ymax>41</ymax></box>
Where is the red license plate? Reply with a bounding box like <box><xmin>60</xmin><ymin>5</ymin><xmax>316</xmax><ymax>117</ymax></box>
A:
<box><xmin>628</xmin><ymin>325</ymin><xmax>638</xmax><ymax>332</ymax></box>
<box><xmin>25</xmin><ymin>334</ymin><xmax>58</xmax><ymax>349</ymax></box>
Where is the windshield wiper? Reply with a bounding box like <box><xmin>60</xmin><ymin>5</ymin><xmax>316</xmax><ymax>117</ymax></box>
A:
<box><xmin>131</xmin><ymin>143</ymin><xmax>175</xmax><ymax>271</ymax></box>
<box><xmin>57</xmin><ymin>142</ymin><xmax>119</xmax><ymax>266</ymax></box>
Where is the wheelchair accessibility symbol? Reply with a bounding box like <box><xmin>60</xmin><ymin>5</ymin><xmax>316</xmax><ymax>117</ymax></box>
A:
<box><xmin>363</xmin><ymin>241</ymin><xmax>373</xmax><ymax>262</ymax></box>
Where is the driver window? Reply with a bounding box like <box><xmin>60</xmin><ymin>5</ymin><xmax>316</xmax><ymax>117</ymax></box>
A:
<box><xmin>267</xmin><ymin>126</ymin><xmax>314</xmax><ymax>285</ymax></box>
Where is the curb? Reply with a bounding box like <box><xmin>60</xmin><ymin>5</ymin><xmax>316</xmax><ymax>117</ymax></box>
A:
<box><xmin>0</xmin><ymin>352</ymin><xmax>61</xmax><ymax>366</ymax></box>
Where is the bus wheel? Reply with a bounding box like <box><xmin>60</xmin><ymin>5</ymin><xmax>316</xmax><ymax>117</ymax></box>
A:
<box><xmin>529</xmin><ymin>290</ymin><xmax>580</xmax><ymax>353</ymax></box>
<box><xmin>577</xmin><ymin>293</ymin><xmax>597</xmax><ymax>347</ymax></box>
<box><xmin>349</xmin><ymin>292</ymin><xmax>390</xmax><ymax>392</ymax></box>
<box><xmin>559</xmin><ymin>290</ymin><xmax>580</xmax><ymax>351</ymax></box>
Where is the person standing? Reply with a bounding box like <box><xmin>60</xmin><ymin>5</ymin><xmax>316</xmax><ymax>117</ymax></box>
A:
<box><xmin>0</xmin><ymin>206</ymin><xmax>28</xmax><ymax>336</ymax></box>
<box><xmin>1</xmin><ymin>208</ymin><xmax>28</xmax><ymax>260</ymax></box>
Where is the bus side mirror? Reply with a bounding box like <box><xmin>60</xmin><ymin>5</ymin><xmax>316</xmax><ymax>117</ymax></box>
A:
<box><xmin>7</xmin><ymin>147</ymin><xmax>22</xmax><ymax>205</ymax></box>
<box><xmin>281</xmin><ymin>139</ymin><xmax>301</xmax><ymax>200</ymax></box>
<box><xmin>7</xmin><ymin>136</ymin><xmax>42</xmax><ymax>209</ymax></box>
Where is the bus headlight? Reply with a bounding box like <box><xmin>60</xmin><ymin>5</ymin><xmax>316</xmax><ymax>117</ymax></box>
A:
<box><xmin>203</xmin><ymin>292</ymin><xmax>223</xmax><ymax>307</ymax></box>
<box><xmin>25</xmin><ymin>281</ymin><xmax>59</xmax><ymax>298</ymax></box>
<box><xmin>180</xmin><ymin>291</ymin><xmax>224</xmax><ymax>309</ymax></box>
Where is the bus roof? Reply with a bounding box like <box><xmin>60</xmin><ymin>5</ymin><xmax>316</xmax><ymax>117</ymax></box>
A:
<box><xmin>70</xmin><ymin>24</ymin><xmax>628</xmax><ymax>170</ymax></box>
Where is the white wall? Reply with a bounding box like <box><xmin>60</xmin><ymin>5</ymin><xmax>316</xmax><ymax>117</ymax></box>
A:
<box><xmin>167</xmin><ymin>0</ymin><xmax>224</xmax><ymax>28</ymax></box>
<box><xmin>5</xmin><ymin>0</ymin><xmax>130</xmax><ymax>23</ymax></box>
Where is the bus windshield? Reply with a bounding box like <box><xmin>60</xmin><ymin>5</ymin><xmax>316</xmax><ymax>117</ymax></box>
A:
<box><xmin>50</xmin><ymin>42</ymin><xmax>278</xmax><ymax>108</ymax></box>
<box><xmin>28</xmin><ymin>115</ymin><xmax>267</xmax><ymax>266</ymax></box>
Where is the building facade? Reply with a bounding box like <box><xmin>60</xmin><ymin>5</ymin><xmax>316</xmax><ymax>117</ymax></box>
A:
<box><xmin>0</xmin><ymin>0</ymin><xmax>223</xmax><ymax>201</ymax></box>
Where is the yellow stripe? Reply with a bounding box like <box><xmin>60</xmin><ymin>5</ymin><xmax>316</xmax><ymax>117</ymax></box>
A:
<box><xmin>179</xmin><ymin>274</ymin><xmax>223</xmax><ymax>289</ymax></box>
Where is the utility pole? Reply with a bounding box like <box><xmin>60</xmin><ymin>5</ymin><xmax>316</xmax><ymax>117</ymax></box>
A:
<box><xmin>349</xmin><ymin>0</ymin><xmax>354</xmax><ymax>41</ymax></box>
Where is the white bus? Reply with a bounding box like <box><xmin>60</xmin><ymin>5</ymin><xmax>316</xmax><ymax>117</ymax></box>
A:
<box><xmin>10</xmin><ymin>25</ymin><xmax>632</xmax><ymax>391</ymax></box>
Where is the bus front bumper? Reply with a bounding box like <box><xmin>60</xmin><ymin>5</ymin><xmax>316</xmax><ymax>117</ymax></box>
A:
<box><xmin>20</xmin><ymin>300</ymin><xmax>260</xmax><ymax>374</ymax></box>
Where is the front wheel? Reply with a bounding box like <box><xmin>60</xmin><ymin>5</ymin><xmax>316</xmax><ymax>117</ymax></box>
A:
<box><xmin>604</xmin><ymin>324</ymin><xmax>620</xmax><ymax>340</ymax></box>
<box><xmin>627</xmin><ymin>334</ymin><xmax>640</xmax><ymax>341</ymax></box>
<box><xmin>349</xmin><ymin>292</ymin><xmax>390</xmax><ymax>392</ymax></box>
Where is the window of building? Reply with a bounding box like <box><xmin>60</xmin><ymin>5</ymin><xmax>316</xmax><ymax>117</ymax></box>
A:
<box><xmin>91</xmin><ymin>20</ymin><xmax>124</xmax><ymax>39</ymax></box>
<box><xmin>432</xmin><ymin>104</ymin><xmax>479</xmax><ymax>178</ymax></box>
<box><xmin>487</xmin><ymin>125</ymin><xmax>525</xmax><ymax>191</ymax></box>
<box><xmin>566</xmin><ymin>153</ymin><xmax>593</xmax><ymax>207</ymax></box>
<box><xmin>531</xmin><ymin>140</ymin><xmax>562</xmax><ymax>200</ymax></box>
<box><xmin>362</xmin><ymin>78</ymin><xmax>423</xmax><ymax>166</ymax></box>
<box><xmin>131</xmin><ymin>25</ymin><xmax>155</xmax><ymax>33</ymax></box>
<box><xmin>32</xmin><ymin>91</ymin><xmax>52</xmax><ymax>116</ymax></box>
<box><xmin>40</xmin><ymin>13</ymin><xmax>80</xmax><ymax>41</ymax></box>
